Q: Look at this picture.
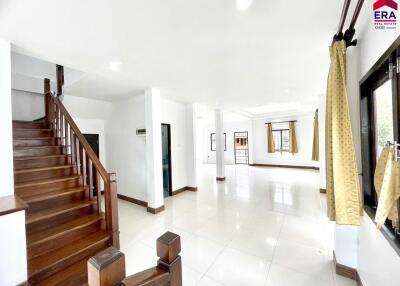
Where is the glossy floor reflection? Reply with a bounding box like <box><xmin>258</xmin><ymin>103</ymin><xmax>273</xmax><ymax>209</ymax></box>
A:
<box><xmin>118</xmin><ymin>164</ymin><xmax>356</xmax><ymax>286</ymax></box>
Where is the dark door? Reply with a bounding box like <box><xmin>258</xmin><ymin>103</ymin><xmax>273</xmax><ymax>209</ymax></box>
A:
<box><xmin>83</xmin><ymin>134</ymin><xmax>100</xmax><ymax>196</ymax></box>
<box><xmin>161</xmin><ymin>124</ymin><xmax>172</xmax><ymax>197</ymax></box>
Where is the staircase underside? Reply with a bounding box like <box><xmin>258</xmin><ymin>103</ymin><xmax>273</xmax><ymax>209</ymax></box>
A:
<box><xmin>13</xmin><ymin>120</ymin><xmax>110</xmax><ymax>286</ymax></box>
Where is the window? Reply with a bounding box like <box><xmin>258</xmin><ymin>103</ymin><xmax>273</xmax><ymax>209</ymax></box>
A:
<box><xmin>374</xmin><ymin>80</ymin><xmax>394</xmax><ymax>159</ymax></box>
<box><xmin>360</xmin><ymin>35</ymin><xmax>400</xmax><ymax>251</ymax></box>
<box><xmin>273</xmin><ymin>129</ymin><xmax>289</xmax><ymax>152</ymax></box>
<box><xmin>210</xmin><ymin>133</ymin><xmax>226</xmax><ymax>151</ymax></box>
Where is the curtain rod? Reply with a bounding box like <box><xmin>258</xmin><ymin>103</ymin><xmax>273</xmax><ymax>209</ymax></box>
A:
<box><xmin>333</xmin><ymin>0</ymin><xmax>352</xmax><ymax>41</ymax></box>
<box><xmin>332</xmin><ymin>0</ymin><xmax>365</xmax><ymax>47</ymax></box>
<box><xmin>265</xmin><ymin>120</ymin><xmax>297</xmax><ymax>125</ymax></box>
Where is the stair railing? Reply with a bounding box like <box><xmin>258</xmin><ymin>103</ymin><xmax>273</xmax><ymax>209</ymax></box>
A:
<box><xmin>44</xmin><ymin>78</ymin><xmax>119</xmax><ymax>248</ymax></box>
<box><xmin>88</xmin><ymin>232</ymin><xmax>182</xmax><ymax>286</ymax></box>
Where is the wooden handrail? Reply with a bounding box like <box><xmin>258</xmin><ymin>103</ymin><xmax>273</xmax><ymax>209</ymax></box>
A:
<box><xmin>88</xmin><ymin>232</ymin><xmax>182</xmax><ymax>286</ymax></box>
<box><xmin>44</xmin><ymin>78</ymin><xmax>119</xmax><ymax>248</ymax></box>
<box><xmin>52</xmin><ymin>94</ymin><xmax>109</xmax><ymax>181</ymax></box>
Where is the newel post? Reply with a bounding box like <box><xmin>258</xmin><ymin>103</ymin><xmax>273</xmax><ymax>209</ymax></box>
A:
<box><xmin>157</xmin><ymin>232</ymin><xmax>182</xmax><ymax>286</ymax></box>
<box><xmin>44</xmin><ymin>78</ymin><xmax>54</xmax><ymax>128</ymax></box>
<box><xmin>87</xmin><ymin>247</ymin><xmax>125</xmax><ymax>286</ymax></box>
<box><xmin>105</xmin><ymin>173</ymin><xmax>120</xmax><ymax>249</ymax></box>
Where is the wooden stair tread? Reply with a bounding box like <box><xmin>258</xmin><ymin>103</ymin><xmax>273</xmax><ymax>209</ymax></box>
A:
<box><xmin>20</xmin><ymin>186</ymin><xmax>86</xmax><ymax>203</ymax></box>
<box><xmin>13</xmin><ymin>128</ymin><xmax>52</xmax><ymax>131</ymax></box>
<box><xmin>14</xmin><ymin>145</ymin><xmax>60</xmax><ymax>150</ymax></box>
<box><xmin>14</xmin><ymin>137</ymin><xmax>54</xmax><ymax>140</ymax></box>
<box><xmin>14</xmin><ymin>154</ymin><xmax>69</xmax><ymax>161</ymax></box>
<box><xmin>15</xmin><ymin>165</ymin><xmax>74</xmax><ymax>174</ymax></box>
<box><xmin>29</xmin><ymin>230</ymin><xmax>109</xmax><ymax>274</ymax></box>
<box><xmin>15</xmin><ymin>175</ymin><xmax>80</xmax><ymax>188</ymax></box>
<box><xmin>28</xmin><ymin>213</ymin><xmax>103</xmax><ymax>246</ymax></box>
<box><xmin>36</xmin><ymin>256</ymin><xmax>89</xmax><ymax>286</ymax></box>
<box><xmin>26</xmin><ymin>200</ymin><xmax>96</xmax><ymax>224</ymax></box>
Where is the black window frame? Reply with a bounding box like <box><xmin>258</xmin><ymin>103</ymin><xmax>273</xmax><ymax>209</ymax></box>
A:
<box><xmin>272</xmin><ymin>129</ymin><xmax>289</xmax><ymax>152</ymax></box>
<box><xmin>359</xmin><ymin>34</ymin><xmax>400</xmax><ymax>254</ymax></box>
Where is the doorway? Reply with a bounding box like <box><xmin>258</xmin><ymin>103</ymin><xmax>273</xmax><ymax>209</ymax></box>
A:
<box><xmin>83</xmin><ymin>134</ymin><xmax>100</xmax><ymax>196</ymax></box>
<box><xmin>161</xmin><ymin>124</ymin><xmax>172</xmax><ymax>197</ymax></box>
<box><xmin>234</xmin><ymin>132</ymin><xmax>249</xmax><ymax>165</ymax></box>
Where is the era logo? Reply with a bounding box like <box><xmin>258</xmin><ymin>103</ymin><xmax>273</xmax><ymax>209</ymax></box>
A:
<box><xmin>374</xmin><ymin>0</ymin><xmax>398</xmax><ymax>28</ymax></box>
<box><xmin>374</xmin><ymin>0</ymin><xmax>398</xmax><ymax>10</ymax></box>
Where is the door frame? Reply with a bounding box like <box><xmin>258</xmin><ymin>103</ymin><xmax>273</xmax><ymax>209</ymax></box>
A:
<box><xmin>234</xmin><ymin>131</ymin><xmax>249</xmax><ymax>165</ymax></box>
<box><xmin>83</xmin><ymin>133</ymin><xmax>100</xmax><ymax>196</ymax></box>
<box><xmin>161</xmin><ymin>123</ymin><xmax>173</xmax><ymax>197</ymax></box>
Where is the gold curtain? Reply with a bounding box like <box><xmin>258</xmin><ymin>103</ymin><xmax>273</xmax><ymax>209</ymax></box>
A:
<box><xmin>312</xmin><ymin>110</ymin><xmax>319</xmax><ymax>161</ymax></box>
<box><xmin>326</xmin><ymin>40</ymin><xmax>361</xmax><ymax>225</ymax></box>
<box><xmin>289</xmin><ymin>122</ymin><xmax>298</xmax><ymax>154</ymax></box>
<box><xmin>267</xmin><ymin>123</ymin><xmax>275</xmax><ymax>153</ymax></box>
<box><xmin>374</xmin><ymin>146</ymin><xmax>400</xmax><ymax>229</ymax></box>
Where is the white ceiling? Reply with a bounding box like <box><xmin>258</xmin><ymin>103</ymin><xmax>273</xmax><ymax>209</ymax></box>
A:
<box><xmin>0</xmin><ymin>0</ymin><xmax>344</xmax><ymax>111</ymax></box>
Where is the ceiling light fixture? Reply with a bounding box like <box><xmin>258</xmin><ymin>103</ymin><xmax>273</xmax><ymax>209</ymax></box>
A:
<box><xmin>109</xmin><ymin>61</ymin><xmax>121</xmax><ymax>71</ymax></box>
<box><xmin>236</xmin><ymin>0</ymin><xmax>253</xmax><ymax>11</ymax></box>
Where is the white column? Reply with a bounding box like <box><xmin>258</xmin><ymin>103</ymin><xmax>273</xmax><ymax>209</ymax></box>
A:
<box><xmin>186</xmin><ymin>103</ymin><xmax>198</xmax><ymax>188</ymax></box>
<box><xmin>318</xmin><ymin>93</ymin><xmax>326</xmax><ymax>191</ymax></box>
<box><xmin>215</xmin><ymin>109</ymin><xmax>225</xmax><ymax>180</ymax></box>
<box><xmin>0</xmin><ymin>37</ymin><xmax>28</xmax><ymax>285</ymax></box>
<box><xmin>145</xmin><ymin>88</ymin><xmax>164</xmax><ymax>212</ymax></box>
<box><xmin>248</xmin><ymin>120</ymin><xmax>255</xmax><ymax>165</ymax></box>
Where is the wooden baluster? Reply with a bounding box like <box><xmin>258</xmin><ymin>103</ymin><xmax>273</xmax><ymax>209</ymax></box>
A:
<box><xmin>89</xmin><ymin>159</ymin><xmax>93</xmax><ymax>200</ymax></box>
<box><xmin>95</xmin><ymin>171</ymin><xmax>101</xmax><ymax>214</ymax></box>
<box><xmin>76</xmin><ymin>138</ymin><xmax>81</xmax><ymax>175</ymax></box>
<box><xmin>60</xmin><ymin>114</ymin><xmax>65</xmax><ymax>148</ymax></box>
<box><xmin>56</xmin><ymin>105</ymin><xmax>60</xmax><ymax>139</ymax></box>
<box><xmin>82</xmin><ymin>149</ymin><xmax>87</xmax><ymax>187</ymax></box>
<box><xmin>105</xmin><ymin>173</ymin><xmax>119</xmax><ymax>248</ymax></box>
<box><xmin>65</xmin><ymin>121</ymin><xmax>70</xmax><ymax>155</ymax></box>
<box><xmin>71</xmin><ymin>130</ymin><xmax>76</xmax><ymax>165</ymax></box>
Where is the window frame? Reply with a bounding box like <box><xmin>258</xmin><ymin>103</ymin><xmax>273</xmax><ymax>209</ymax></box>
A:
<box><xmin>272</xmin><ymin>129</ymin><xmax>289</xmax><ymax>152</ymax></box>
<box><xmin>359</xmin><ymin>34</ymin><xmax>400</xmax><ymax>254</ymax></box>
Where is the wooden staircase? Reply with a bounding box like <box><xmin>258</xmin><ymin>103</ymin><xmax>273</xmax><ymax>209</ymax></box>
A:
<box><xmin>13</xmin><ymin>79</ymin><xmax>119</xmax><ymax>285</ymax></box>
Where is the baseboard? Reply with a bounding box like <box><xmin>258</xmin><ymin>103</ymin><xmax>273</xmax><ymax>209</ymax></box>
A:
<box><xmin>172</xmin><ymin>186</ymin><xmax>198</xmax><ymax>196</ymax></box>
<box><xmin>333</xmin><ymin>251</ymin><xmax>357</xmax><ymax>281</ymax></box>
<box><xmin>216</xmin><ymin>177</ymin><xmax>226</xmax><ymax>181</ymax></box>
<box><xmin>249</xmin><ymin>163</ymin><xmax>319</xmax><ymax>171</ymax></box>
<box><xmin>147</xmin><ymin>205</ymin><xmax>165</xmax><ymax>214</ymax></box>
<box><xmin>117</xmin><ymin>194</ymin><xmax>148</xmax><ymax>207</ymax></box>
<box><xmin>320</xmin><ymin>188</ymin><xmax>327</xmax><ymax>194</ymax></box>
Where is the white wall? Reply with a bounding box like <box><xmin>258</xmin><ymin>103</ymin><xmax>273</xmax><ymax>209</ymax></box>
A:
<box><xmin>252</xmin><ymin>113</ymin><xmax>319</xmax><ymax>168</ymax></box>
<box><xmin>201</xmin><ymin>120</ymin><xmax>252</xmax><ymax>165</ymax></box>
<box><xmin>11</xmin><ymin>89</ymin><xmax>45</xmax><ymax>120</ymax></box>
<box><xmin>318</xmin><ymin>93</ymin><xmax>326</xmax><ymax>189</ymax></box>
<box><xmin>358</xmin><ymin>212</ymin><xmax>400</xmax><ymax>286</ymax></box>
<box><xmin>345</xmin><ymin>5</ymin><xmax>400</xmax><ymax>285</ymax></box>
<box><xmin>63</xmin><ymin>94</ymin><xmax>112</xmax><ymax>120</ymax></box>
<box><xmin>0</xmin><ymin>37</ymin><xmax>27</xmax><ymax>286</ymax></box>
<box><xmin>161</xmin><ymin>98</ymin><xmax>188</xmax><ymax>190</ymax></box>
<box><xmin>186</xmin><ymin>103</ymin><xmax>198</xmax><ymax>188</ymax></box>
<box><xmin>106</xmin><ymin>95</ymin><xmax>147</xmax><ymax>202</ymax></box>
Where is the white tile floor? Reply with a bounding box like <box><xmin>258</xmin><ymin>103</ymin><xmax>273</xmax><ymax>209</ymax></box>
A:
<box><xmin>118</xmin><ymin>164</ymin><xmax>356</xmax><ymax>286</ymax></box>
